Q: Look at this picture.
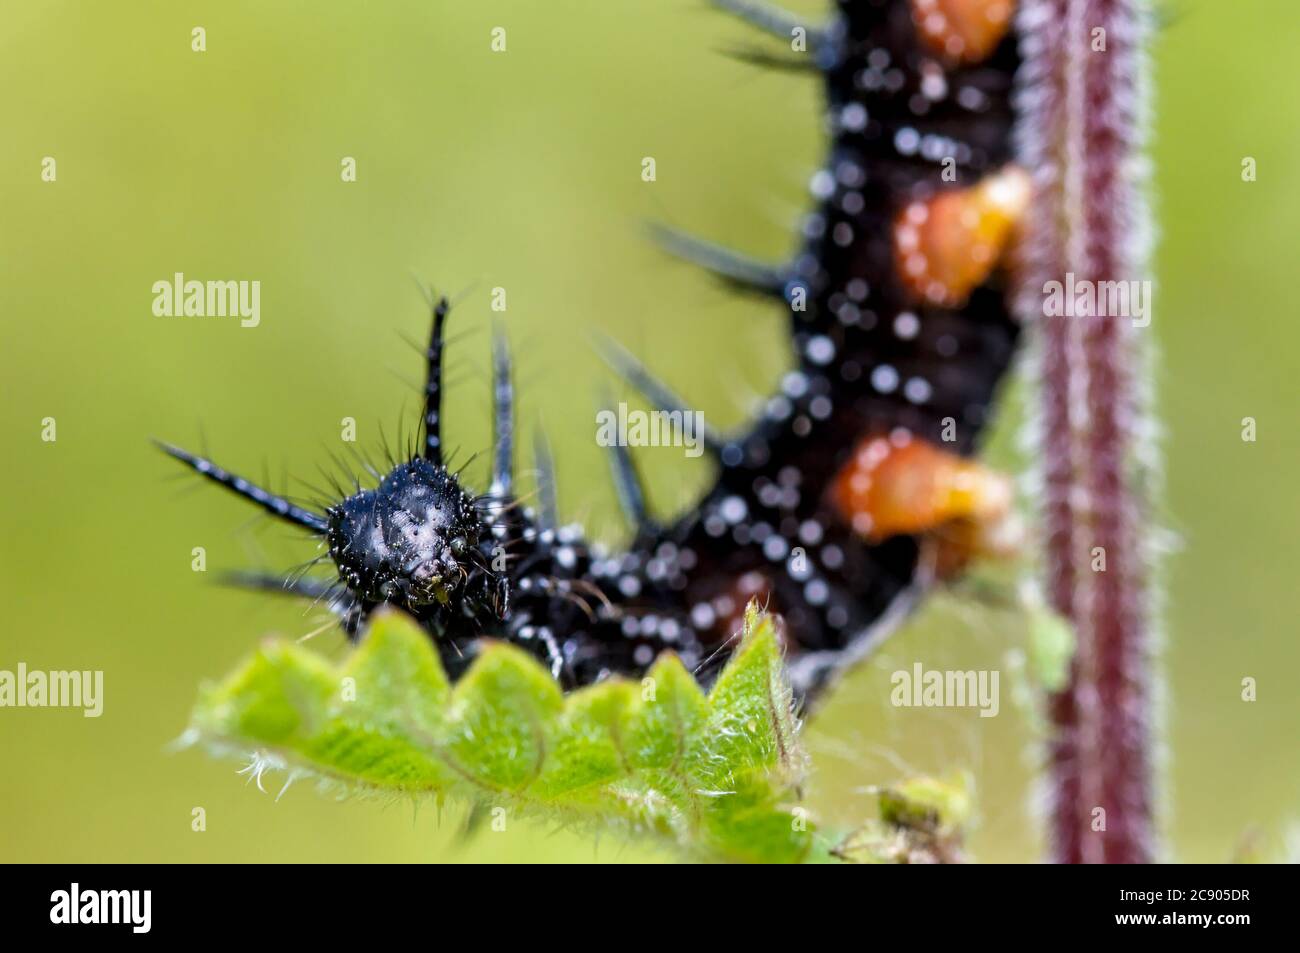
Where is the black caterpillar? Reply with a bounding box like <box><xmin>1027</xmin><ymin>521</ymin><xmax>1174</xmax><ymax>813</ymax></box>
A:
<box><xmin>161</xmin><ymin>0</ymin><xmax>1023</xmax><ymax>702</ymax></box>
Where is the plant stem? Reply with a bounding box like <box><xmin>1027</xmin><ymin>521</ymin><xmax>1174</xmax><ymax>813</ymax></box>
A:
<box><xmin>1015</xmin><ymin>0</ymin><xmax>1156</xmax><ymax>864</ymax></box>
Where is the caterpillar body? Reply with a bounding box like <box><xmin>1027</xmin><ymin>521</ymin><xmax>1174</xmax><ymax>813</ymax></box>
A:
<box><xmin>161</xmin><ymin>0</ymin><xmax>1026</xmax><ymax>702</ymax></box>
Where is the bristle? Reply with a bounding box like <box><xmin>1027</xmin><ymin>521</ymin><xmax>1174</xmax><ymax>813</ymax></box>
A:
<box><xmin>423</xmin><ymin>296</ymin><xmax>450</xmax><ymax>465</ymax></box>
<box><xmin>602</xmin><ymin>421</ymin><xmax>653</xmax><ymax>534</ymax></box>
<box><xmin>533</xmin><ymin>429</ymin><xmax>560</xmax><ymax>531</ymax></box>
<box><xmin>650</xmin><ymin>223</ymin><xmax>790</xmax><ymax>298</ymax></box>
<box><xmin>155</xmin><ymin>441</ymin><xmax>328</xmax><ymax>534</ymax></box>
<box><xmin>712</xmin><ymin>0</ymin><xmax>827</xmax><ymax>50</ymax></box>
<box><xmin>594</xmin><ymin>335</ymin><xmax>724</xmax><ymax>455</ymax></box>
<box><xmin>489</xmin><ymin>326</ymin><xmax>515</xmax><ymax>498</ymax></box>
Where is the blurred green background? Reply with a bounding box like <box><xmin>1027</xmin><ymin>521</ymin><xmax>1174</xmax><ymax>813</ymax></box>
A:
<box><xmin>2</xmin><ymin>0</ymin><xmax>1296</xmax><ymax>863</ymax></box>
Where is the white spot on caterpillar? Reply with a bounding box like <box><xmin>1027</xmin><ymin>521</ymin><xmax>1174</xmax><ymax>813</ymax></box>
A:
<box><xmin>871</xmin><ymin>364</ymin><xmax>900</xmax><ymax>393</ymax></box>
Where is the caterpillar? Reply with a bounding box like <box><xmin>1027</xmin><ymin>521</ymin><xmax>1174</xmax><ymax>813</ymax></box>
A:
<box><xmin>160</xmin><ymin>0</ymin><xmax>1026</xmax><ymax>703</ymax></box>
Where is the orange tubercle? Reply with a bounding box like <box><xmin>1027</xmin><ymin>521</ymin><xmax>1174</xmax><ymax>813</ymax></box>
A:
<box><xmin>909</xmin><ymin>0</ymin><xmax>1015</xmax><ymax>65</ymax></box>
<box><xmin>924</xmin><ymin>510</ymin><xmax>1025</xmax><ymax>578</ymax></box>
<box><xmin>893</xmin><ymin>164</ymin><xmax>1031</xmax><ymax>308</ymax></box>
<box><xmin>830</xmin><ymin>432</ymin><xmax>1014</xmax><ymax>547</ymax></box>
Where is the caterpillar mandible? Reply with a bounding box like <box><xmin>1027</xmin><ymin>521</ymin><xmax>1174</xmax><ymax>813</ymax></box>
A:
<box><xmin>160</xmin><ymin>0</ymin><xmax>1027</xmax><ymax>703</ymax></box>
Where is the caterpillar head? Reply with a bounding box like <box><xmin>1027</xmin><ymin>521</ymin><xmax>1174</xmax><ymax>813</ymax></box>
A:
<box><xmin>327</xmin><ymin>457</ymin><xmax>483</xmax><ymax>610</ymax></box>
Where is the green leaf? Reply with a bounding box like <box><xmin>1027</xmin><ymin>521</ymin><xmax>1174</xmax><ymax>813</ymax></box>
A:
<box><xmin>187</xmin><ymin>603</ymin><xmax>814</xmax><ymax>863</ymax></box>
<box><xmin>1027</xmin><ymin>604</ymin><xmax>1076</xmax><ymax>692</ymax></box>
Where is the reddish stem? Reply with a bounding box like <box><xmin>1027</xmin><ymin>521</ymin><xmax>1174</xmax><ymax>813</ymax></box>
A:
<box><xmin>1015</xmin><ymin>0</ymin><xmax>1155</xmax><ymax>863</ymax></box>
